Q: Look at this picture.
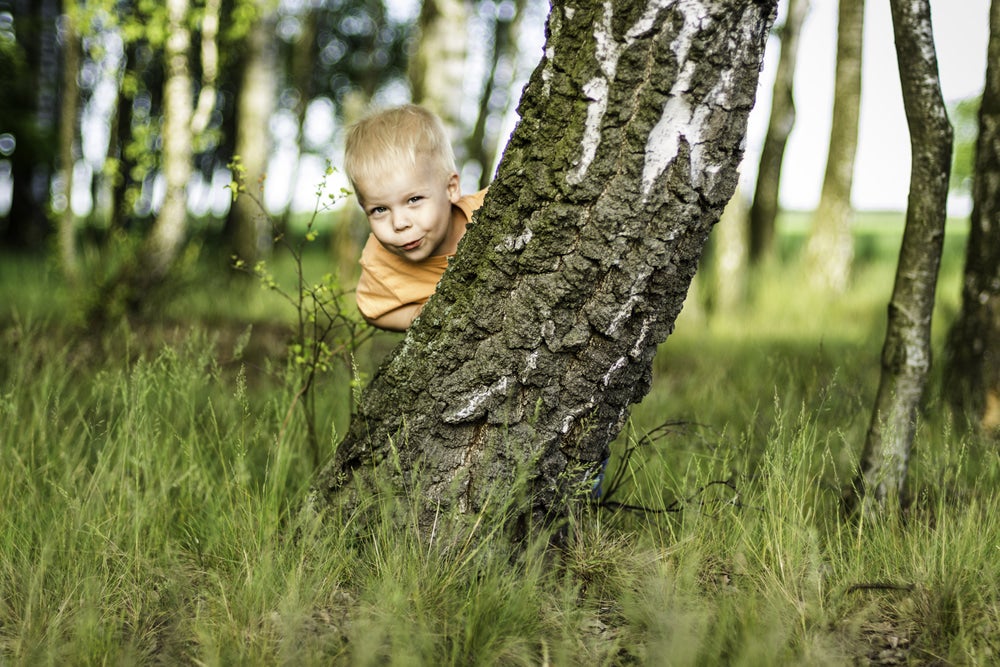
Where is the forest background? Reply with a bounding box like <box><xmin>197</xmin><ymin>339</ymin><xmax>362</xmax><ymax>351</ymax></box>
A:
<box><xmin>1</xmin><ymin>0</ymin><xmax>999</xmax><ymax>664</ymax></box>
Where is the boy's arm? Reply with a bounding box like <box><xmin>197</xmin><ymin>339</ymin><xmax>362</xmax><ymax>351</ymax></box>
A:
<box><xmin>363</xmin><ymin>302</ymin><xmax>423</xmax><ymax>332</ymax></box>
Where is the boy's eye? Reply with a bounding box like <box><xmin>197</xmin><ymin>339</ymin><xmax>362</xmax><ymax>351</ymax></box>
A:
<box><xmin>368</xmin><ymin>206</ymin><xmax>387</xmax><ymax>216</ymax></box>
<box><xmin>408</xmin><ymin>196</ymin><xmax>423</xmax><ymax>204</ymax></box>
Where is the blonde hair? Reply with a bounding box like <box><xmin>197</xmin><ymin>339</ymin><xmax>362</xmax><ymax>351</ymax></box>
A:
<box><xmin>344</xmin><ymin>104</ymin><xmax>457</xmax><ymax>192</ymax></box>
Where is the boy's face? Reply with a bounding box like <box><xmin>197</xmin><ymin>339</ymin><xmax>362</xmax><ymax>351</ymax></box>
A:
<box><xmin>355</xmin><ymin>161</ymin><xmax>461</xmax><ymax>263</ymax></box>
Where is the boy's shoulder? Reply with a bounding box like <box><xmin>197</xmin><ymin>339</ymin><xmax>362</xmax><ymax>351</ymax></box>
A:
<box><xmin>456</xmin><ymin>188</ymin><xmax>488</xmax><ymax>221</ymax></box>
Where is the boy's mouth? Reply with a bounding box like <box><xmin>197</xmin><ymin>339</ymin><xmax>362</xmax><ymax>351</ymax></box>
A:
<box><xmin>400</xmin><ymin>239</ymin><xmax>423</xmax><ymax>252</ymax></box>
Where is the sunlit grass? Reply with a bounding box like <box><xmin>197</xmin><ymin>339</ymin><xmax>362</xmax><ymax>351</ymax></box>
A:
<box><xmin>1</xmin><ymin>213</ymin><xmax>996</xmax><ymax>664</ymax></box>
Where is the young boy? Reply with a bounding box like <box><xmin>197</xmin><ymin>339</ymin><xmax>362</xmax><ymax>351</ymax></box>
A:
<box><xmin>344</xmin><ymin>104</ymin><xmax>488</xmax><ymax>332</ymax></box>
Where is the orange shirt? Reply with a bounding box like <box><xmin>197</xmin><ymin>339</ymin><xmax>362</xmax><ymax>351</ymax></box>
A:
<box><xmin>355</xmin><ymin>189</ymin><xmax>488</xmax><ymax>320</ymax></box>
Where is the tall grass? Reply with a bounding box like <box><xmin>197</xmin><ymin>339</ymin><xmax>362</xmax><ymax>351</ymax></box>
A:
<box><xmin>1</xmin><ymin>214</ymin><xmax>998</xmax><ymax>664</ymax></box>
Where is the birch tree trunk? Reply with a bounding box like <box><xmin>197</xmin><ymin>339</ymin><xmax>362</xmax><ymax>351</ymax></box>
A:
<box><xmin>313</xmin><ymin>0</ymin><xmax>778</xmax><ymax>534</ymax></box>
<box><xmin>228</xmin><ymin>8</ymin><xmax>277</xmax><ymax>264</ymax></box>
<box><xmin>409</xmin><ymin>0</ymin><xmax>468</xmax><ymax>141</ymax></box>
<box><xmin>714</xmin><ymin>186</ymin><xmax>750</xmax><ymax>311</ymax></box>
<box><xmin>804</xmin><ymin>0</ymin><xmax>863</xmax><ymax>292</ymax></box>
<box><xmin>143</xmin><ymin>0</ymin><xmax>193</xmax><ymax>280</ymax></box>
<box><xmin>748</xmin><ymin>0</ymin><xmax>809</xmax><ymax>265</ymax></box>
<box><xmin>853</xmin><ymin>0</ymin><xmax>952</xmax><ymax>513</ymax></box>
<box><xmin>944</xmin><ymin>0</ymin><xmax>1000</xmax><ymax>434</ymax></box>
<box><xmin>57</xmin><ymin>0</ymin><xmax>81</xmax><ymax>282</ymax></box>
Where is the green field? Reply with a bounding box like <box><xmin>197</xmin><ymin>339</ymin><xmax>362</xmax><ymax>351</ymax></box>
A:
<box><xmin>1</xmin><ymin>213</ymin><xmax>997</xmax><ymax>665</ymax></box>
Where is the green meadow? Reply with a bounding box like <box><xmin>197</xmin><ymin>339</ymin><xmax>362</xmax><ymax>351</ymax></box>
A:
<box><xmin>1</xmin><ymin>212</ymin><xmax>998</xmax><ymax>665</ymax></box>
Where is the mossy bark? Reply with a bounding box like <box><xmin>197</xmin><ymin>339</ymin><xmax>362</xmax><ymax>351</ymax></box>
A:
<box><xmin>313</xmin><ymin>0</ymin><xmax>778</xmax><ymax>531</ymax></box>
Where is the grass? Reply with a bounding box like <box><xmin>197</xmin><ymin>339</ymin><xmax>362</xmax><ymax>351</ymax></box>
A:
<box><xmin>1</xmin><ymin>212</ymin><xmax>998</xmax><ymax>665</ymax></box>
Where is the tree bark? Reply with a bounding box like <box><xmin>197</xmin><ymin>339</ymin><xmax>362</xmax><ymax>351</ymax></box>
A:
<box><xmin>943</xmin><ymin>0</ymin><xmax>1000</xmax><ymax>434</ymax></box>
<box><xmin>142</xmin><ymin>0</ymin><xmax>194</xmax><ymax>280</ymax></box>
<box><xmin>748</xmin><ymin>0</ymin><xmax>809</xmax><ymax>265</ymax></box>
<box><xmin>853</xmin><ymin>0</ymin><xmax>952</xmax><ymax>513</ymax></box>
<box><xmin>804</xmin><ymin>0</ymin><xmax>864</xmax><ymax>292</ymax></box>
<box><xmin>313</xmin><ymin>0</ymin><xmax>778</xmax><ymax>533</ymax></box>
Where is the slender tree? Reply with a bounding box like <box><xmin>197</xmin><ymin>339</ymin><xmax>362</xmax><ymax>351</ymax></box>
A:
<box><xmin>748</xmin><ymin>0</ymin><xmax>809</xmax><ymax>265</ymax></box>
<box><xmin>943</xmin><ymin>0</ymin><xmax>1000</xmax><ymax>434</ymax></box>
<box><xmin>226</xmin><ymin>5</ymin><xmax>277</xmax><ymax>265</ymax></box>
<box><xmin>465</xmin><ymin>0</ymin><xmax>527</xmax><ymax>189</ymax></box>
<box><xmin>276</xmin><ymin>4</ymin><xmax>316</xmax><ymax>232</ymax></box>
<box><xmin>312</xmin><ymin>0</ymin><xmax>778</xmax><ymax>535</ymax></box>
<box><xmin>713</xmin><ymin>186</ymin><xmax>749</xmax><ymax>311</ymax></box>
<box><xmin>409</xmin><ymin>0</ymin><xmax>468</xmax><ymax>138</ymax></box>
<box><xmin>853</xmin><ymin>0</ymin><xmax>952</xmax><ymax>513</ymax></box>
<box><xmin>804</xmin><ymin>0</ymin><xmax>864</xmax><ymax>292</ymax></box>
<box><xmin>141</xmin><ymin>0</ymin><xmax>194</xmax><ymax>280</ymax></box>
<box><xmin>57</xmin><ymin>0</ymin><xmax>81</xmax><ymax>281</ymax></box>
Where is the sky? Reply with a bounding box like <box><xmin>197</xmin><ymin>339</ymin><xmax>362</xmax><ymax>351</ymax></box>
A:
<box><xmin>745</xmin><ymin>0</ymin><xmax>991</xmax><ymax>212</ymax></box>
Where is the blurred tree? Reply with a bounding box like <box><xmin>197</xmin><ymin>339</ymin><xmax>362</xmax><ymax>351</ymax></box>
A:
<box><xmin>748</xmin><ymin>0</ymin><xmax>808</xmax><ymax>265</ymax></box>
<box><xmin>140</xmin><ymin>0</ymin><xmax>194</xmax><ymax>280</ymax></box>
<box><xmin>312</xmin><ymin>0</ymin><xmax>778</xmax><ymax>537</ymax></box>
<box><xmin>464</xmin><ymin>0</ymin><xmax>526</xmax><ymax>189</ymax></box>
<box><xmin>0</xmin><ymin>0</ymin><xmax>61</xmax><ymax>249</ymax></box>
<box><xmin>852</xmin><ymin>0</ymin><xmax>952</xmax><ymax>515</ymax></box>
<box><xmin>274</xmin><ymin>1</ymin><xmax>316</xmax><ymax>233</ymax></box>
<box><xmin>409</xmin><ymin>0</ymin><xmax>529</xmax><ymax>188</ymax></box>
<box><xmin>409</xmin><ymin>0</ymin><xmax>468</xmax><ymax>135</ymax></box>
<box><xmin>57</xmin><ymin>0</ymin><xmax>81</xmax><ymax>280</ymax></box>
<box><xmin>944</xmin><ymin>0</ymin><xmax>1000</xmax><ymax>434</ymax></box>
<box><xmin>804</xmin><ymin>0</ymin><xmax>863</xmax><ymax>292</ymax></box>
<box><xmin>224</xmin><ymin>2</ymin><xmax>276</xmax><ymax>266</ymax></box>
<box><xmin>712</xmin><ymin>186</ymin><xmax>749</xmax><ymax>312</ymax></box>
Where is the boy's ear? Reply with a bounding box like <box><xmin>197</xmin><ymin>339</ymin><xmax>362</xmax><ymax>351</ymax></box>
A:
<box><xmin>446</xmin><ymin>172</ymin><xmax>461</xmax><ymax>203</ymax></box>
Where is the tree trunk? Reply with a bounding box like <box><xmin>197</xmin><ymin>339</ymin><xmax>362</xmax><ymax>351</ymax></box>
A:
<box><xmin>278</xmin><ymin>5</ymin><xmax>317</xmax><ymax>232</ymax></box>
<box><xmin>334</xmin><ymin>90</ymin><xmax>370</xmax><ymax>286</ymax></box>
<box><xmin>804</xmin><ymin>0</ymin><xmax>864</xmax><ymax>292</ymax></box>
<box><xmin>313</xmin><ymin>0</ymin><xmax>778</xmax><ymax>534</ymax></box>
<box><xmin>409</xmin><ymin>0</ymin><xmax>468</xmax><ymax>142</ymax></box>
<box><xmin>853</xmin><ymin>0</ymin><xmax>952</xmax><ymax>514</ymax></box>
<box><xmin>57</xmin><ymin>0</ymin><xmax>81</xmax><ymax>282</ymax></box>
<box><xmin>748</xmin><ymin>0</ymin><xmax>809</xmax><ymax>265</ymax></box>
<box><xmin>142</xmin><ymin>0</ymin><xmax>193</xmax><ymax>280</ymax></box>
<box><xmin>713</xmin><ymin>186</ymin><xmax>750</xmax><ymax>312</ymax></box>
<box><xmin>943</xmin><ymin>0</ymin><xmax>1000</xmax><ymax>434</ymax></box>
<box><xmin>466</xmin><ymin>0</ymin><xmax>526</xmax><ymax>190</ymax></box>
<box><xmin>190</xmin><ymin>0</ymin><xmax>220</xmax><ymax>138</ymax></box>
<box><xmin>226</xmin><ymin>9</ymin><xmax>277</xmax><ymax>265</ymax></box>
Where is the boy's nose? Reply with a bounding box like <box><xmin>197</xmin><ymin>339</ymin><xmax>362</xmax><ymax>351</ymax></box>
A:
<box><xmin>392</xmin><ymin>212</ymin><xmax>411</xmax><ymax>231</ymax></box>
